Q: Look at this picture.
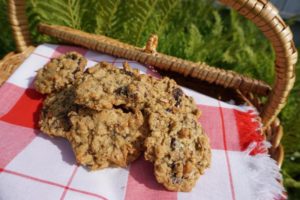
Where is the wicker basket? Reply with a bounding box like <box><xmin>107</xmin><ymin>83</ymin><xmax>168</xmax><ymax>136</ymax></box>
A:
<box><xmin>1</xmin><ymin>0</ymin><xmax>298</xmax><ymax>168</ymax></box>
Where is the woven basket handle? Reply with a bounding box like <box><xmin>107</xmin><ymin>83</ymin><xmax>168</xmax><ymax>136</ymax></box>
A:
<box><xmin>8</xmin><ymin>0</ymin><xmax>32</xmax><ymax>51</ymax></box>
<box><xmin>219</xmin><ymin>0</ymin><xmax>297</xmax><ymax>127</ymax></box>
<box><xmin>7</xmin><ymin>0</ymin><xmax>297</xmax><ymax>127</ymax></box>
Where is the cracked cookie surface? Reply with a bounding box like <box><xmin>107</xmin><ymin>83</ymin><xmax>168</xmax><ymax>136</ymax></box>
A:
<box><xmin>144</xmin><ymin>111</ymin><xmax>211</xmax><ymax>192</ymax></box>
<box><xmin>34</xmin><ymin>52</ymin><xmax>87</xmax><ymax>94</ymax></box>
<box><xmin>145</xmin><ymin>77</ymin><xmax>200</xmax><ymax>117</ymax></box>
<box><xmin>74</xmin><ymin>62</ymin><xmax>146</xmax><ymax>110</ymax></box>
<box><xmin>39</xmin><ymin>86</ymin><xmax>78</xmax><ymax>138</ymax></box>
<box><xmin>67</xmin><ymin>108</ymin><xmax>147</xmax><ymax>170</ymax></box>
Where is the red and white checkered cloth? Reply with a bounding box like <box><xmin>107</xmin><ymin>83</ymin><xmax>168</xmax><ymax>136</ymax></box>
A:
<box><xmin>0</xmin><ymin>44</ymin><xmax>285</xmax><ymax>200</ymax></box>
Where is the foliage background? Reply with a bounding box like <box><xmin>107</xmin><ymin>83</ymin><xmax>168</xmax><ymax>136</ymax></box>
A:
<box><xmin>0</xmin><ymin>0</ymin><xmax>299</xmax><ymax>198</ymax></box>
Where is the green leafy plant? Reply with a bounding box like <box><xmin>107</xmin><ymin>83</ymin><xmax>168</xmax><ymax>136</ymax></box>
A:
<box><xmin>0</xmin><ymin>0</ymin><xmax>299</xmax><ymax>198</ymax></box>
<box><xmin>0</xmin><ymin>0</ymin><xmax>15</xmax><ymax>57</ymax></box>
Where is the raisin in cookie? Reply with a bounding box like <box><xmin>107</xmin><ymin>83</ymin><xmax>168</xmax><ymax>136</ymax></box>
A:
<box><xmin>145</xmin><ymin>77</ymin><xmax>200</xmax><ymax>117</ymax></box>
<box><xmin>67</xmin><ymin>108</ymin><xmax>147</xmax><ymax>170</ymax></box>
<box><xmin>39</xmin><ymin>86</ymin><xmax>78</xmax><ymax>138</ymax></box>
<box><xmin>144</xmin><ymin>111</ymin><xmax>211</xmax><ymax>192</ymax></box>
<box><xmin>35</xmin><ymin>52</ymin><xmax>87</xmax><ymax>94</ymax></box>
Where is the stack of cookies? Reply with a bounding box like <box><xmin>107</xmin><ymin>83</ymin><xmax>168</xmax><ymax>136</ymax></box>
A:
<box><xmin>35</xmin><ymin>52</ymin><xmax>211</xmax><ymax>192</ymax></box>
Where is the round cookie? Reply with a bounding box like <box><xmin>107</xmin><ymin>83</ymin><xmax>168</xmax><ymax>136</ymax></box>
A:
<box><xmin>74</xmin><ymin>62</ymin><xmax>143</xmax><ymax>110</ymax></box>
<box><xmin>144</xmin><ymin>111</ymin><xmax>211</xmax><ymax>192</ymax></box>
<box><xmin>35</xmin><ymin>52</ymin><xmax>87</xmax><ymax>94</ymax></box>
<box><xmin>67</xmin><ymin>108</ymin><xmax>147</xmax><ymax>170</ymax></box>
<box><xmin>39</xmin><ymin>86</ymin><xmax>78</xmax><ymax>138</ymax></box>
<box><xmin>145</xmin><ymin>77</ymin><xmax>200</xmax><ymax>117</ymax></box>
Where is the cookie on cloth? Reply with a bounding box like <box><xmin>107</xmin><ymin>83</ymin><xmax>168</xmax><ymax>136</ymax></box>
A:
<box><xmin>144</xmin><ymin>110</ymin><xmax>211</xmax><ymax>192</ymax></box>
<box><xmin>74</xmin><ymin>61</ymin><xmax>155</xmax><ymax>110</ymax></box>
<box><xmin>145</xmin><ymin>77</ymin><xmax>200</xmax><ymax>117</ymax></box>
<box><xmin>34</xmin><ymin>52</ymin><xmax>87</xmax><ymax>94</ymax></box>
<box><xmin>39</xmin><ymin>86</ymin><xmax>79</xmax><ymax>138</ymax></box>
<box><xmin>36</xmin><ymin>52</ymin><xmax>210</xmax><ymax>191</ymax></box>
<box><xmin>67</xmin><ymin>107</ymin><xmax>147</xmax><ymax>170</ymax></box>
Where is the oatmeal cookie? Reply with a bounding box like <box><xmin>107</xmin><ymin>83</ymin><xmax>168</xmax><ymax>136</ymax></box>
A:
<box><xmin>39</xmin><ymin>86</ymin><xmax>78</xmax><ymax>138</ymax></box>
<box><xmin>67</xmin><ymin>108</ymin><xmax>147</xmax><ymax>170</ymax></box>
<box><xmin>145</xmin><ymin>77</ymin><xmax>200</xmax><ymax>117</ymax></box>
<box><xmin>34</xmin><ymin>52</ymin><xmax>87</xmax><ymax>94</ymax></box>
<box><xmin>144</xmin><ymin>111</ymin><xmax>211</xmax><ymax>191</ymax></box>
<box><xmin>74</xmin><ymin>61</ymin><xmax>153</xmax><ymax>110</ymax></box>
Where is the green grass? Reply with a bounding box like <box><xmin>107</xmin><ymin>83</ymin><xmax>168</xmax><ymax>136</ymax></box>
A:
<box><xmin>0</xmin><ymin>0</ymin><xmax>299</xmax><ymax>198</ymax></box>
